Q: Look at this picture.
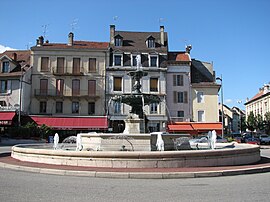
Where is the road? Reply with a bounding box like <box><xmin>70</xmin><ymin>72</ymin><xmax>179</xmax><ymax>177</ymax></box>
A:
<box><xmin>0</xmin><ymin>146</ymin><xmax>270</xmax><ymax>202</ymax></box>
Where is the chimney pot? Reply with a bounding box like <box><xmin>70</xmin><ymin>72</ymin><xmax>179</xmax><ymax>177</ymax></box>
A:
<box><xmin>12</xmin><ymin>52</ymin><xmax>17</xmax><ymax>61</ymax></box>
<box><xmin>185</xmin><ymin>45</ymin><xmax>192</xmax><ymax>54</ymax></box>
<box><xmin>160</xmin><ymin>26</ymin><xmax>165</xmax><ymax>46</ymax></box>
<box><xmin>110</xmin><ymin>25</ymin><xmax>115</xmax><ymax>45</ymax></box>
<box><xmin>68</xmin><ymin>32</ymin><xmax>74</xmax><ymax>46</ymax></box>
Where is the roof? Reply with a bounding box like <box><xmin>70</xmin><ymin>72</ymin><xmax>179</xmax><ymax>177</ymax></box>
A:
<box><xmin>111</xmin><ymin>30</ymin><xmax>168</xmax><ymax>53</ymax></box>
<box><xmin>0</xmin><ymin>50</ymin><xmax>31</xmax><ymax>65</ymax></box>
<box><xmin>245</xmin><ymin>90</ymin><xmax>267</xmax><ymax>105</ymax></box>
<box><xmin>31</xmin><ymin>41</ymin><xmax>109</xmax><ymax>50</ymax></box>
<box><xmin>191</xmin><ymin>59</ymin><xmax>214</xmax><ymax>83</ymax></box>
<box><xmin>30</xmin><ymin>116</ymin><xmax>108</xmax><ymax>130</ymax></box>
<box><xmin>168</xmin><ymin>122</ymin><xmax>222</xmax><ymax>134</ymax></box>
<box><xmin>168</xmin><ymin>52</ymin><xmax>191</xmax><ymax>63</ymax></box>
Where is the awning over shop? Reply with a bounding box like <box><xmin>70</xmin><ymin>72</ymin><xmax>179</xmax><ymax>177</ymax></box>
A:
<box><xmin>168</xmin><ymin>122</ymin><xmax>222</xmax><ymax>135</ymax></box>
<box><xmin>30</xmin><ymin>116</ymin><xmax>108</xmax><ymax>130</ymax></box>
<box><xmin>0</xmin><ymin>112</ymin><xmax>16</xmax><ymax>125</ymax></box>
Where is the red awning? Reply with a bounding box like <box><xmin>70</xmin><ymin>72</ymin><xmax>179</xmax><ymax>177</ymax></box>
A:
<box><xmin>191</xmin><ymin>123</ymin><xmax>222</xmax><ymax>130</ymax></box>
<box><xmin>168</xmin><ymin>124</ymin><xmax>193</xmax><ymax>131</ymax></box>
<box><xmin>30</xmin><ymin>116</ymin><xmax>108</xmax><ymax>130</ymax></box>
<box><xmin>0</xmin><ymin>112</ymin><xmax>15</xmax><ymax>125</ymax></box>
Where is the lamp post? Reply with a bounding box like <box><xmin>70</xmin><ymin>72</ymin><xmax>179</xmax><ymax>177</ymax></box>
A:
<box><xmin>216</xmin><ymin>75</ymin><xmax>224</xmax><ymax>138</ymax></box>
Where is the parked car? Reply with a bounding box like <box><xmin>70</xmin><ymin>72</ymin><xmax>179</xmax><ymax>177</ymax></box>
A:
<box><xmin>259</xmin><ymin>134</ymin><xmax>270</xmax><ymax>145</ymax></box>
<box><xmin>245</xmin><ymin>137</ymin><xmax>260</xmax><ymax>145</ymax></box>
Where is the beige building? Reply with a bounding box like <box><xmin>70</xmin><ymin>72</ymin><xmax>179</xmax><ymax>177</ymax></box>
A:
<box><xmin>0</xmin><ymin>50</ymin><xmax>31</xmax><ymax>128</ymax></box>
<box><xmin>191</xmin><ymin>60</ymin><xmax>220</xmax><ymax>123</ymax></box>
<box><xmin>245</xmin><ymin>84</ymin><xmax>270</xmax><ymax>117</ymax></box>
<box><xmin>166</xmin><ymin>49</ymin><xmax>191</xmax><ymax>122</ymax></box>
<box><xmin>30</xmin><ymin>34</ymin><xmax>109</xmax><ymax>134</ymax></box>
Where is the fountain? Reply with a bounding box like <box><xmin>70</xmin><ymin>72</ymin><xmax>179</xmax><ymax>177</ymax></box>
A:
<box><xmin>10</xmin><ymin>54</ymin><xmax>261</xmax><ymax>169</ymax></box>
<box><xmin>112</xmin><ymin>54</ymin><xmax>160</xmax><ymax>134</ymax></box>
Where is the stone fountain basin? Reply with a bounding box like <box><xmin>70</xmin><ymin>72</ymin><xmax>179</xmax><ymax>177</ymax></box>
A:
<box><xmin>11</xmin><ymin>143</ymin><xmax>260</xmax><ymax>168</ymax></box>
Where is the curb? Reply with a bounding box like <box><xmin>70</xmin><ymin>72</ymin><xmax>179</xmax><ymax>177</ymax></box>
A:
<box><xmin>1</xmin><ymin>160</ymin><xmax>270</xmax><ymax>179</ymax></box>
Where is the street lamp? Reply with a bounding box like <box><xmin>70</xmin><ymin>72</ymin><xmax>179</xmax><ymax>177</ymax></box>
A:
<box><xmin>216</xmin><ymin>75</ymin><xmax>224</xmax><ymax>138</ymax></box>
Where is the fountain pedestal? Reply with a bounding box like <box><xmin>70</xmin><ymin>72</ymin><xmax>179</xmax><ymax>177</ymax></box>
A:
<box><xmin>123</xmin><ymin>114</ymin><xmax>144</xmax><ymax>134</ymax></box>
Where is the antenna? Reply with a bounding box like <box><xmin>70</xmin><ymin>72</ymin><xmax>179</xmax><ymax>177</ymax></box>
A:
<box><xmin>158</xmin><ymin>18</ymin><xmax>166</xmax><ymax>26</ymax></box>
<box><xmin>42</xmin><ymin>24</ymin><xmax>49</xmax><ymax>40</ymax></box>
<box><xmin>113</xmin><ymin>16</ymin><xmax>119</xmax><ymax>24</ymax></box>
<box><xmin>25</xmin><ymin>42</ymin><xmax>32</xmax><ymax>50</ymax></box>
<box><xmin>70</xmin><ymin>18</ymin><xmax>79</xmax><ymax>32</ymax></box>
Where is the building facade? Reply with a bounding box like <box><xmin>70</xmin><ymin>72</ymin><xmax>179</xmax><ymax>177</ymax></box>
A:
<box><xmin>0</xmin><ymin>50</ymin><xmax>31</xmax><ymax>128</ymax></box>
<box><xmin>166</xmin><ymin>49</ymin><xmax>191</xmax><ymax>123</ymax></box>
<box><xmin>106</xmin><ymin>25</ymin><xmax>168</xmax><ymax>133</ymax></box>
<box><xmin>245</xmin><ymin>84</ymin><xmax>270</xmax><ymax>118</ymax></box>
<box><xmin>30</xmin><ymin>34</ymin><xmax>109</xmax><ymax>135</ymax></box>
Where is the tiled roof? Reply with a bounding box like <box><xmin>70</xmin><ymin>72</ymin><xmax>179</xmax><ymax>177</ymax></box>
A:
<box><xmin>0</xmin><ymin>50</ymin><xmax>30</xmax><ymax>65</ymax></box>
<box><xmin>111</xmin><ymin>31</ymin><xmax>168</xmax><ymax>53</ymax></box>
<box><xmin>32</xmin><ymin>41</ymin><xmax>109</xmax><ymax>50</ymax></box>
<box><xmin>168</xmin><ymin>52</ymin><xmax>190</xmax><ymax>62</ymax></box>
<box><xmin>245</xmin><ymin>90</ymin><xmax>264</xmax><ymax>104</ymax></box>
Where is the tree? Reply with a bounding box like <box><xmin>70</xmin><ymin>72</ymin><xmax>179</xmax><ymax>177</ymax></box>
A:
<box><xmin>255</xmin><ymin>114</ymin><xmax>264</xmax><ymax>132</ymax></box>
<box><xmin>264</xmin><ymin>112</ymin><xmax>270</xmax><ymax>134</ymax></box>
<box><xmin>246</xmin><ymin>112</ymin><xmax>256</xmax><ymax>132</ymax></box>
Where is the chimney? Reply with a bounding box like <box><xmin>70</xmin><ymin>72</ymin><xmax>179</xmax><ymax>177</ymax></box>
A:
<box><xmin>68</xmin><ymin>32</ymin><xmax>74</xmax><ymax>46</ymax></box>
<box><xmin>160</xmin><ymin>26</ymin><xmax>164</xmax><ymax>46</ymax></box>
<box><xmin>37</xmin><ymin>36</ymin><xmax>44</xmax><ymax>46</ymax></box>
<box><xmin>110</xmin><ymin>25</ymin><xmax>115</xmax><ymax>45</ymax></box>
<box><xmin>263</xmin><ymin>84</ymin><xmax>270</xmax><ymax>94</ymax></box>
<box><xmin>185</xmin><ymin>45</ymin><xmax>192</xmax><ymax>54</ymax></box>
<box><xmin>12</xmin><ymin>52</ymin><xmax>17</xmax><ymax>61</ymax></box>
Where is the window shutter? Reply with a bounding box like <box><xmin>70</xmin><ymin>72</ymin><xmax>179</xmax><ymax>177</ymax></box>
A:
<box><xmin>7</xmin><ymin>80</ymin><xmax>11</xmax><ymax>94</ymax></box>
<box><xmin>173</xmin><ymin>91</ymin><xmax>177</xmax><ymax>103</ymax></box>
<box><xmin>184</xmin><ymin>91</ymin><xmax>188</xmax><ymax>103</ymax></box>
<box><xmin>89</xmin><ymin>58</ymin><xmax>96</xmax><ymax>72</ymax></box>
<box><xmin>173</xmin><ymin>75</ymin><xmax>176</xmax><ymax>86</ymax></box>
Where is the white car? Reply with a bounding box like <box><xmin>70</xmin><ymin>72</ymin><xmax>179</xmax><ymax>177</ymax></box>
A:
<box><xmin>259</xmin><ymin>134</ymin><xmax>270</xmax><ymax>144</ymax></box>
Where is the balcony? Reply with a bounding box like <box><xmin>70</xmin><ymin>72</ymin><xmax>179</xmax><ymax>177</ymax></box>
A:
<box><xmin>52</xmin><ymin>67</ymin><xmax>84</xmax><ymax>76</ymax></box>
<box><xmin>34</xmin><ymin>89</ymin><xmax>101</xmax><ymax>99</ymax></box>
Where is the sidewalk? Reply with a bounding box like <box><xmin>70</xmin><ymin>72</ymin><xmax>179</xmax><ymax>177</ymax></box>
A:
<box><xmin>1</xmin><ymin>151</ymin><xmax>270</xmax><ymax>179</ymax></box>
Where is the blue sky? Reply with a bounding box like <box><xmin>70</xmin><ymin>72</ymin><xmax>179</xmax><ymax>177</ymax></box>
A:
<box><xmin>1</xmin><ymin>0</ymin><xmax>269</xmax><ymax>110</ymax></box>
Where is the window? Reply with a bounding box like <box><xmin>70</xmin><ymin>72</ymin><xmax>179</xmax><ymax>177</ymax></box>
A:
<box><xmin>198</xmin><ymin>110</ymin><xmax>205</xmax><ymax>122</ymax></box>
<box><xmin>114</xmin><ymin>101</ymin><xmax>121</xmax><ymax>114</ymax></box>
<box><xmin>150</xmin><ymin>78</ymin><xmax>158</xmax><ymax>92</ymax></box>
<box><xmin>2</xmin><ymin>61</ymin><xmax>9</xmax><ymax>73</ymax></box>
<box><xmin>0</xmin><ymin>101</ymin><xmax>7</xmax><ymax>106</ymax></box>
<box><xmin>89</xmin><ymin>58</ymin><xmax>96</xmax><ymax>72</ymax></box>
<box><xmin>197</xmin><ymin>92</ymin><xmax>204</xmax><ymax>103</ymax></box>
<box><xmin>88</xmin><ymin>102</ymin><xmax>95</xmax><ymax>115</ymax></box>
<box><xmin>88</xmin><ymin>80</ymin><xmax>96</xmax><ymax>96</ymax></box>
<box><xmin>56</xmin><ymin>57</ymin><xmax>64</xmax><ymax>74</ymax></box>
<box><xmin>113</xmin><ymin>77</ymin><xmax>122</xmax><ymax>91</ymax></box>
<box><xmin>56</xmin><ymin>79</ymin><xmax>64</xmax><ymax>96</ymax></box>
<box><xmin>177</xmin><ymin>111</ymin><xmax>184</xmax><ymax>117</ymax></box>
<box><xmin>0</xmin><ymin>80</ymin><xmax>8</xmax><ymax>94</ymax></box>
<box><xmin>40</xmin><ymin>79</ymin><xmax>48</xmax><ymax>95</ymax></box>
<box><xmin>173</xmin><ymin>91</ymin><xmax>188</xmax><ymax>103</ymax></box>
<box><xmin>114</xmin><ymin>55</ymin><xmax>122</xmax><ymax>66</ymax></box>
<box><xmin>41</xmin><ymin>57</ymin><xmax>49</xmax><ymax>72</ymax></box>
<box><xmin>73</xmin><ymin>58</ymin><xmax>80</xmax><ymax>74</ymax></box>
<box><xmin>39</xmin><ymin>101</ymin><xmax>47</xmax><ymax>113</ymax></box>
<box><xmin>115</xmin><ymin>37</ymin><xmax>122</xmax><ymax>46</ymax></box>
<box><xmin>150</xmin><ymin>56</ymin><xmax>157</xmax><ymax>67</ymax></box>
<box><xmin>72</xmin><ymin>102</ymin><xmax>79</xmax><ymax>113</ymax></box>
<box><xmin>56</xmin><ymin>101</ymin><xmax>63</xmax><ymax>113</ymax></box>
<box><xmin>150</xmin><ymin>103</ymin><xmax>158</xmax><ymax>114</ymax></box>
<box><xmin>72</xmin><ymin>79</ymin><xmax>80</xmax><ymax>96</ymax></box>
<box><xmin>132</xmin><ymin>55</ymin><xmax>137</xmax><ymax>66</ymax></box>
<box><xmin>147</xmin><ymin>38</ymin><xmax>155</xmax><ymax>48</ymax></box>
<box><xmin>173</xmin><ymin>75</ymin><xmax>184</xmax><ymax>86</ymax></box>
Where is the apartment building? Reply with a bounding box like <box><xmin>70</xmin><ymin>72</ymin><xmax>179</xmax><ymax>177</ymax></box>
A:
<box><xmin>166</xmin><ymin>48</ymin><xmax>192</xmax><ymax>123</ymax></box>
<box><xmin>30</xmin><ymin>33</ymin><xmax>109</xmax><ymax>135</ymax></box>
<box><xmin>106</xmin><ymin>25</ymin><xmax>168</xmax><ymax>133</ymax></box>
<box><xmin>245</xmin><ymin>84</ymin><xmax>270</xmax><ymax>118</ymax></box>
<box><xmin>0</xmin><ymin>50</ymin><xmax>31</xmax><ymax>129</ymax></box>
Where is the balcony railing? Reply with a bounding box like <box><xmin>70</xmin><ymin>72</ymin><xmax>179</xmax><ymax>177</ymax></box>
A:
<box><xmin>34</xmin><ymin>89</ymin><xmax>101</xmax><ymax>99</ymax></box>
<box><xmin>52</xmin><ymin>67</ymin><xmax>84</xmax><ymax>76</ymax></box>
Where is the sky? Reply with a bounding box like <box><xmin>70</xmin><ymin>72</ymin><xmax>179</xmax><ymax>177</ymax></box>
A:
<box><xmin>1</xmin><ymin>0</ymin><xmax>269</xmax><ymax>110</ymax></box>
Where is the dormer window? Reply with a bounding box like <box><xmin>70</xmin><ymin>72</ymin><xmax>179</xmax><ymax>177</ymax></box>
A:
<box><xmin>2</xmin><ymin>61</ymin><xmax>9</xmax><ymax>73</ymax></box>
<box><xmin>114</xmin><ymin>35</ymin><xmax>123</xmax><ymax>46</ymax></box>
<box><xmin>146</xmin><ymin>36</ymin><xmax>155</xmax><ymax>48</ymax></box>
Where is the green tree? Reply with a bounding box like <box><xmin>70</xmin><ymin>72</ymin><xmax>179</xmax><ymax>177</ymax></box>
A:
<box><xmin>255</xmin><ymin>114</ymin><xmax>264</xmax><ymax>132</ymax></box>
<box><xmin>264</xmin><ymin>112</ymin><xmax>270</xmax><ymax>134</ymax></box>
<box><xmin>246</xmin><ymin>112</ymin><xmax>256</xmax><ymax>132</ymax></box>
